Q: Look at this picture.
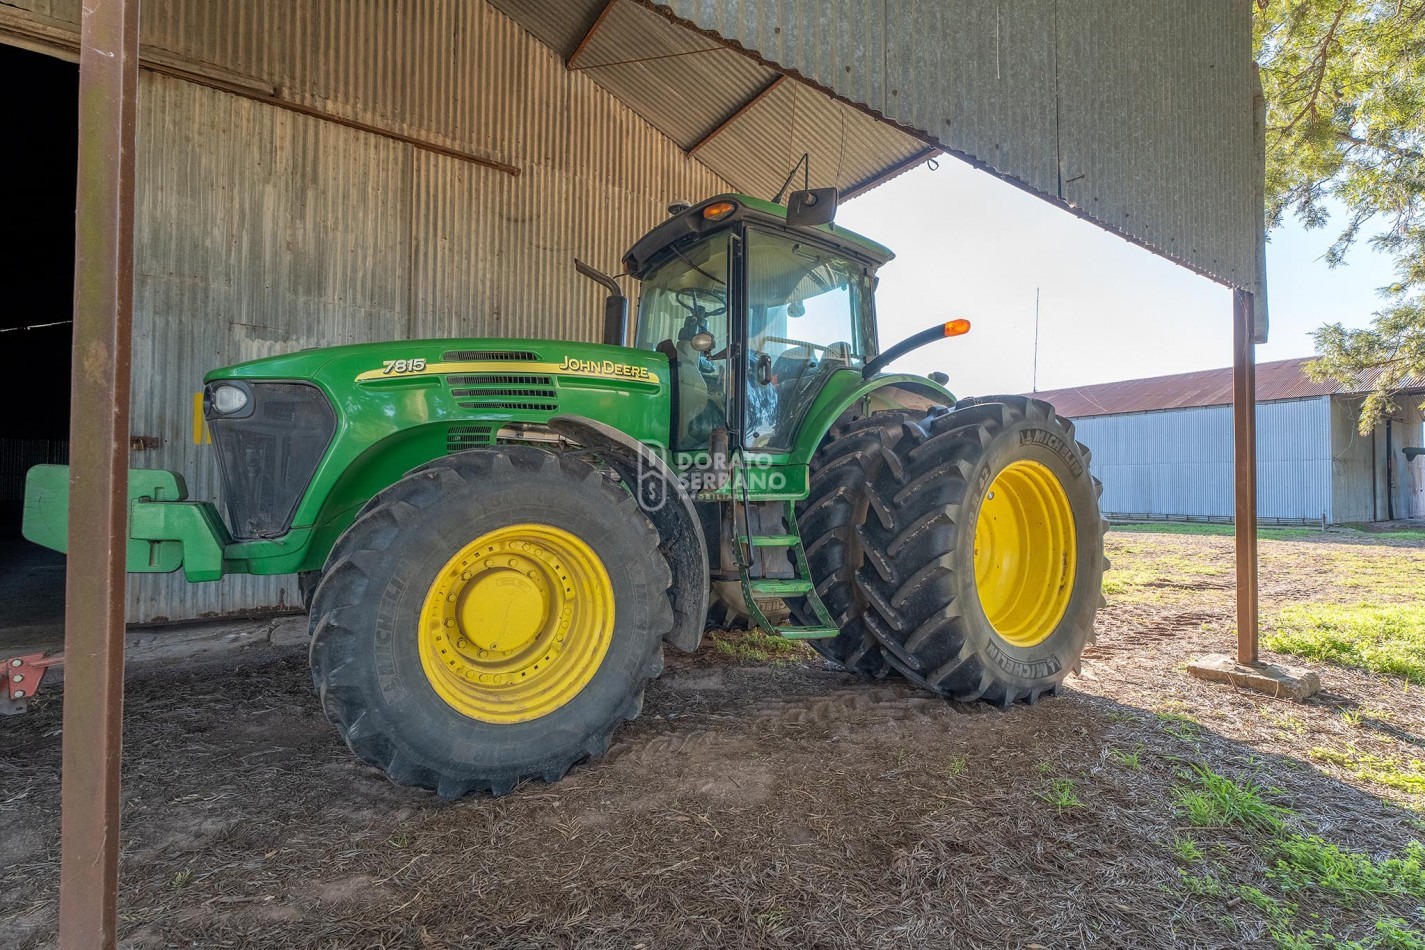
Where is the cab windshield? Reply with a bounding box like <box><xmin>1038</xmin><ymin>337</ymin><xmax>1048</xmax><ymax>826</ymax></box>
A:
<box><xmin>745</xmin><ymin>229</ymin><xmax>872</xmax><ymax>449</ymax></box>
<box><xmin>632</xmin><ymin>226</ymin><xmax>875</xmax><ymax>453</ymax></box>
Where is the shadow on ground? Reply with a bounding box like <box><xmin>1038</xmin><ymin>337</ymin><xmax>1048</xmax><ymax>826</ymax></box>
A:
<box><xmin>2</xmin><ymin>631</ymin><xmax>1420</xmax><ymax>949</ymax></box>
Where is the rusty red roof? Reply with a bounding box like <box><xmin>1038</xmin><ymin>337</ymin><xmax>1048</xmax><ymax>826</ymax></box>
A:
<box><xmin>1030</xmin><ymin>356</ymin><xmax>1425</xmax><ymax>418</ymax></box>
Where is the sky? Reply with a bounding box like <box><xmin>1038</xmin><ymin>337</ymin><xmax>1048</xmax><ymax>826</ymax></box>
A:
<box><xmin>837</xmin><ymin>159</ymin><xmax>1400</xmax><ymax>397</ymax></box>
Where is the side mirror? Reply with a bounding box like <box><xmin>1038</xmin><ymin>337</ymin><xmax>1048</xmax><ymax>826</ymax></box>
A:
<box><xmin>786</xmin><ymin>188</ymin><xmax>837</xmax><ymax>227</ymax></box>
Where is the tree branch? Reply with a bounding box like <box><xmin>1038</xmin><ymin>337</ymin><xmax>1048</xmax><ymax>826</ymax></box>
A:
<box><xmin>1283</xmin><ymin>0</ymin><xmax>1351</xmax><ymax>134</ymax></box>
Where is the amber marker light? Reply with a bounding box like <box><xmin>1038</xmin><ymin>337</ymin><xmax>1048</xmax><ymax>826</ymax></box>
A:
<box><xmin>863</xmin><ymin>317</ymin><xmax>973</xmax><ymax>378</ymax></box>
<box><xmin>702</xmin><ymin>200</ymin><xmax>737</xmax><ymax>220</ymax></box>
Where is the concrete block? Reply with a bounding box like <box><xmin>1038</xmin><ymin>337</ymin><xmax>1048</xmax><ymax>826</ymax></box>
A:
<box><xmin>1187</xmin><ymin>653</ymin><xmax>1320</xmax><ymax>701</ymax></box>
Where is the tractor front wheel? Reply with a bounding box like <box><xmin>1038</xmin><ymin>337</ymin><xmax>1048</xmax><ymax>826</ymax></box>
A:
<box><xmin>309</xmin><ymin>446</ymin><xmax>672</xmax><ymax>797</ymax></box>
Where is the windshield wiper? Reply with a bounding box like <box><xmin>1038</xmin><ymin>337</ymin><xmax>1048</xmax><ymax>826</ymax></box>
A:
<box><xmin>671</xmin><ymin>244</ymin><xmax>725</xmax><ymax>285</ymax></box>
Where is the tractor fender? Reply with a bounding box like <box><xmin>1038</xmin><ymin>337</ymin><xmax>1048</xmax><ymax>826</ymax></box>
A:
<box><xmin>790</xmin><ymin>373</ymin><xmax>955</xmax><ymax>466</ymax></box>
<box><xmin>547</xmin><ymin>415</ymin><xmax>709</xmax><ymax>653</ymax></box>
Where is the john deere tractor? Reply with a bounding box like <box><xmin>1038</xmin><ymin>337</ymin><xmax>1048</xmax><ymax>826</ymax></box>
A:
<box><xmin>24</xmin><ymin>191</ymin><xmax>1105</xmax><ymax>797</ymax></box>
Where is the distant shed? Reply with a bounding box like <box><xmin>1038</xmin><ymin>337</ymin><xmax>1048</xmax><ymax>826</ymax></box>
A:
<box><xmin>1033</xmin><ymin>357</ymin><xmax>1425</xmax><ymax>524</ymax></box>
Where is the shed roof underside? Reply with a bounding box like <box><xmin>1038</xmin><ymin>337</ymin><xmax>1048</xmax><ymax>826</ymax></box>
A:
<box><xmin>491</xmin><ymin>0</ymin><xmax>1267</xmax><ymax>339</ymax></box>
<box><xmin>486</xmin><ymin>0</ymin><xmax>935</xmax><ymax>201</ymax></box>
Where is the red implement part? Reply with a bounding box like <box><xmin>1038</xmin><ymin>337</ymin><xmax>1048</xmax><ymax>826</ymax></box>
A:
<box><xmin>2</xmin><ymin>652</ymin><xmax>63</xmax><ymax>715</ymax></box>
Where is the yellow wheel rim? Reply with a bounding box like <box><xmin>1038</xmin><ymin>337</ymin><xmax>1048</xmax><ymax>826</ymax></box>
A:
<box><xmin>417</xmin><ymin>523</ymin><xmax>615</xmax><ymax>723</ymax></box>
<box><xmin>972</xmin><ymin>459</ymin><xmax>1077</xmax><ymax>648</ymax></box>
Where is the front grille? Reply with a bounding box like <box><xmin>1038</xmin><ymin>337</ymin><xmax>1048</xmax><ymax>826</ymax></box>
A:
<box><xmin>447</xmin><ymin>373</ymin><xmax>559</xmax><ymax>412</ymax></box>
<box><xmin>442</xmin><ymin>349</ymin><xmax>539</xmax><ymax>362</ymax></box>
<box><xmin>448</xmin><ymin>374</ymin><xmax>554</xmax><ymax>386</ymax></box>
<box><xmin>208</xmin><ymin>382</ymin><xmax>335</xmax><ymax>539</ymax></box>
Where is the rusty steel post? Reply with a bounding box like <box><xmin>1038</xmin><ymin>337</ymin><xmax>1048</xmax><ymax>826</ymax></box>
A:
<box><xmin>59</xmin><ymin>0</ymin><xmax>141</xmax><ymax>947</ymax></box>
<box><xmin>1232</xmin><ymin>288</ymin><xmax>1260</xmax><ymax>666</ymax></box>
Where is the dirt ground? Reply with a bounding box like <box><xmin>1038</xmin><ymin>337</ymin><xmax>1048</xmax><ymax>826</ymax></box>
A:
<box><xmin>3</xmin><ymin>529</ymin><xmax>1425</xmax><ymax>949</ymax></box>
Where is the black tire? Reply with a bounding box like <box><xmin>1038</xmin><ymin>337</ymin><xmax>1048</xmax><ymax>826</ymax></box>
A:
<box><xmin>855</xmin><ymin>396</ymin><xmax>1106</xmax><ymax>705</ymax></box>
<box><xmin>298</xmin><ymin>570</ymin><xmax>320</xmax><ymax>613</ymax></box>
<box><xmin>309</xmin><ymin>446</ymin><xmax>673</xmax><ymax>798</ymax></box>
<box><xmin>794</xmin><ymin>410</ymin><xmax>920</xmax><ymax>677</ymax></box>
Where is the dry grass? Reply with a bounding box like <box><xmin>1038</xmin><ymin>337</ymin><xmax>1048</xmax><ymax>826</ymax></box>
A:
<box><xmin>1</xmin><ymin>529</ymin><xmax>1424</xmax><ymax>948</ymax></box>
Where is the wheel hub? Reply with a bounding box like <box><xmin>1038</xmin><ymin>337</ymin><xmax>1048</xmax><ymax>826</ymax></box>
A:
<box><xmin>972</xmin><ymin>459</ymin><xmax>1077</xmax><ymax>648</ymax></box>
<box><xmin>459</xmin><ymin>569</ymin><xmax>545</xmax><ymax>651</ymax></box>
<box><xmin>418</xmin><ymin>524</ymin><xmax>615</xmax><ymax>723</ymax></box>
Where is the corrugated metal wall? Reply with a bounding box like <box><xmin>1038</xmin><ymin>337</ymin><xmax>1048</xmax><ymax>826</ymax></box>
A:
<box><xmin>1072</xmin><ymin>397</ymin><xmax>1332</xmax><ymax>523</ymax></box>
<box><xmin>655</xmin><ymin>0</ymin><xmax>1264</xmax><ymax>316</ymax></box>
<box><xmin>3</xmin><ymin>0</ymin><xmax>729</xmax><ymax>621</ymax></box>
<box><xmin>1398</xmin><ymin>403</ymin><xmax>1425</xmax><ymax>520</ymax></box>
<box><xmin>1329</xmin><ymin>397</ymin><xmax>1376</xmax><ymax>523</ymax></box>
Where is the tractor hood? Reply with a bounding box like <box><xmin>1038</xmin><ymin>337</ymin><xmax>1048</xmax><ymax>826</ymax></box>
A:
<box><xmin>205</xmin><ymin>337</ymin><xmax>669</xmax><ymax>393</ymax></box>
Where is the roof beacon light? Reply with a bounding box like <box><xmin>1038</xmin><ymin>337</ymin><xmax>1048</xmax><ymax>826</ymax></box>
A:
<box><xmin>702</xmin><ymin>200</ymin><xmax>737</xmax><ymax>221</ymax></box>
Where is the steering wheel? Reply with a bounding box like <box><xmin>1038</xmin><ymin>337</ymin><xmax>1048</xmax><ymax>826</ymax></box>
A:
<box><xmin>675</xmin><ymin>287</ymin><xmax>727</xmax><ymax>319</ymax></box>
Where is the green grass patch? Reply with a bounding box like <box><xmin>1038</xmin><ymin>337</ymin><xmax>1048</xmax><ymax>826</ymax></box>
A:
<box><xmin>1107</xmin><ymin>746</ymin><xmax>1142</xmax><ymax>770</ymax></box>
<box><xmin>711</xmin><ymin>631</ymin><xmax>809</xmax><ymax>664</ymax></box>
<box><xmin>1270</xmin><ymin>837</ymin><xmax>1425</xmax><ymax>903</ymax></box>
<box><xmin>1169</xmin><ymin>770</ymin><xmax>1425</xmax><ymax>947</ymax></box>
<box><xmin>1309</xmin><ymin>746</ymin><xmax>1425</xmax><ymax>796</ymax></box>
<box><xmin>1375</xmin><ymin>918</ymin><xmax>1425</xmax><ymax>950</ymax></box>
<box><xmin>1178</xmin><ymin>870</ymin><xmax>1228</xmax><ymax>898</ymax></box>
<box><xmin>1110</xmin><ymin>522</ymin><xmax>1325</xmax><ymax>540</ymax></box>
<box><xmin>1157</xmin><ymin>709</ymin><xmax>1204</xmax><ymax>743</ymax></box>
<box><xmin>1265</xmin><ymin>603</ymin><xmax>1425</xmax><ymax>680</ymax></box>
<box><xmin>1037</xmin><ymin>777</ymin><xmax>1083</xmax><ymax>812</ymax></box>
<box><xmin>1110</xmin><ymin>522</ymin><xmax>1425</xmax><ymax>542</ymax></box>
<box><xmin>1172</xmin><ymin>836</ymin><xmax>1205</xmax><ymax>863</ymax></box>
<box><xmin>1173</xmin><ymin>767</ymin><xmax>1284</xmax><ymax>833</ymax></box>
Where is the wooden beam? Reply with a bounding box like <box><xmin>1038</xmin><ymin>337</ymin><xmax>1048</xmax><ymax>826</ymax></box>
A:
<box><xmin>59</xmin><ymin>0</ymin><xmax>140</xmax><ymax>946</ymax></box>
<box><xmin>688</xmin><ymin>75</ymin><xmax>786</xmax><ymax>155</ymax></box>
<box><xmin>567</xmin><ymin>0</ymin><xmax>617</xmax><ymax>70</ymax></box>
<box><xmin>1232</xmin><ymin>288</ymin><xmax>1260</xmax><ymax>666</ymax></box>
<box><xmin>840</xmin><ymin>146</ymin><xmax>940</xmax><ymax>200</ymax></box>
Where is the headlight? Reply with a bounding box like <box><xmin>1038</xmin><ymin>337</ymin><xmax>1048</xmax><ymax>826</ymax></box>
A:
<box><xmin>211</xmin><ymin>384</ymin><xmax>250</xmax><ymax>414</ymax></box>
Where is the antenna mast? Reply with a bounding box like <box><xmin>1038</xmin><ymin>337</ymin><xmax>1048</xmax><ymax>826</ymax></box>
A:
<box><xmin>1032</xmin><ymin>288</ymin><xmax>1041</xmax><ymax>393</ymax></box>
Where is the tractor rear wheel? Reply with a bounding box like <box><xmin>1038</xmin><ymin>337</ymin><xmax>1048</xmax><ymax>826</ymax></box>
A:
<box><xmin>309</xmin><ymin>446</ymin><xmax>672</xmax><ymax>797</ymax></box>
<box><xmin>854</xmin><ymin>397</ymin><xmax>1105</xmax><ymax>705</ymax></box>
<box><xmin>794</xmin><ymin>410</ymin><xmax>919</xmax><ymax>677</ymax></box>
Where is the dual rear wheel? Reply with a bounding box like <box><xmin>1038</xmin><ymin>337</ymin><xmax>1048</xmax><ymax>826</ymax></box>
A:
<box><xmin>798</xmin><ymin>396</ymin><xmax>1105</xmax><ymax>705</ymax></box>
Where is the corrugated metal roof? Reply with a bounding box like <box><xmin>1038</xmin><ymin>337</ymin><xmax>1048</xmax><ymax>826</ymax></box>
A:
<box><xmin>651</xmin><ymin>0</ymin><xmax>1266</xmax><ymax>334</ymax></box>
<box><xmin>487</xmin><ymin>0</ymin><xmax>935</xmax><ymax>199</ymax></box>
<box><xmin>1033</xmin><ymin>357</ymin><xmax>1425</xmax><ymax>419</ymax></box>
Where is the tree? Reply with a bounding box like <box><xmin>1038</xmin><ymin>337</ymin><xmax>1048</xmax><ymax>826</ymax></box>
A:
<box><xmin>1256</xmin><ymin>0</ymin><xmax>1425</xmax><ymax>432</ymax></box>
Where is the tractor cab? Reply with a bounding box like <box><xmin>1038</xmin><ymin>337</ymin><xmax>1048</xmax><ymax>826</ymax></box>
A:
<box><xmin>619</xmin><ymin>194</ymin><xmax>894</xmax><ymax>453</ymax></box>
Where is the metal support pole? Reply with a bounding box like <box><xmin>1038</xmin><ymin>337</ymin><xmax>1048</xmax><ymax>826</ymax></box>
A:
<box><xmin>59</xmin><ymin>1</ymin><xmax>140</xmax><ymax>947</ymax></box>
<box><xmin>1232</xmin><ymin>288</ymin><xmax>1259</xmax><ymax>666</ymax></box>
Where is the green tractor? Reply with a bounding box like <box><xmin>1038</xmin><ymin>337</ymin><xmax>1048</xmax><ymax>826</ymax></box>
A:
<box><xmin>24</xmin><ymin>192</ymin><xmax>1105</xmax><ymax>797</ymax></box>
